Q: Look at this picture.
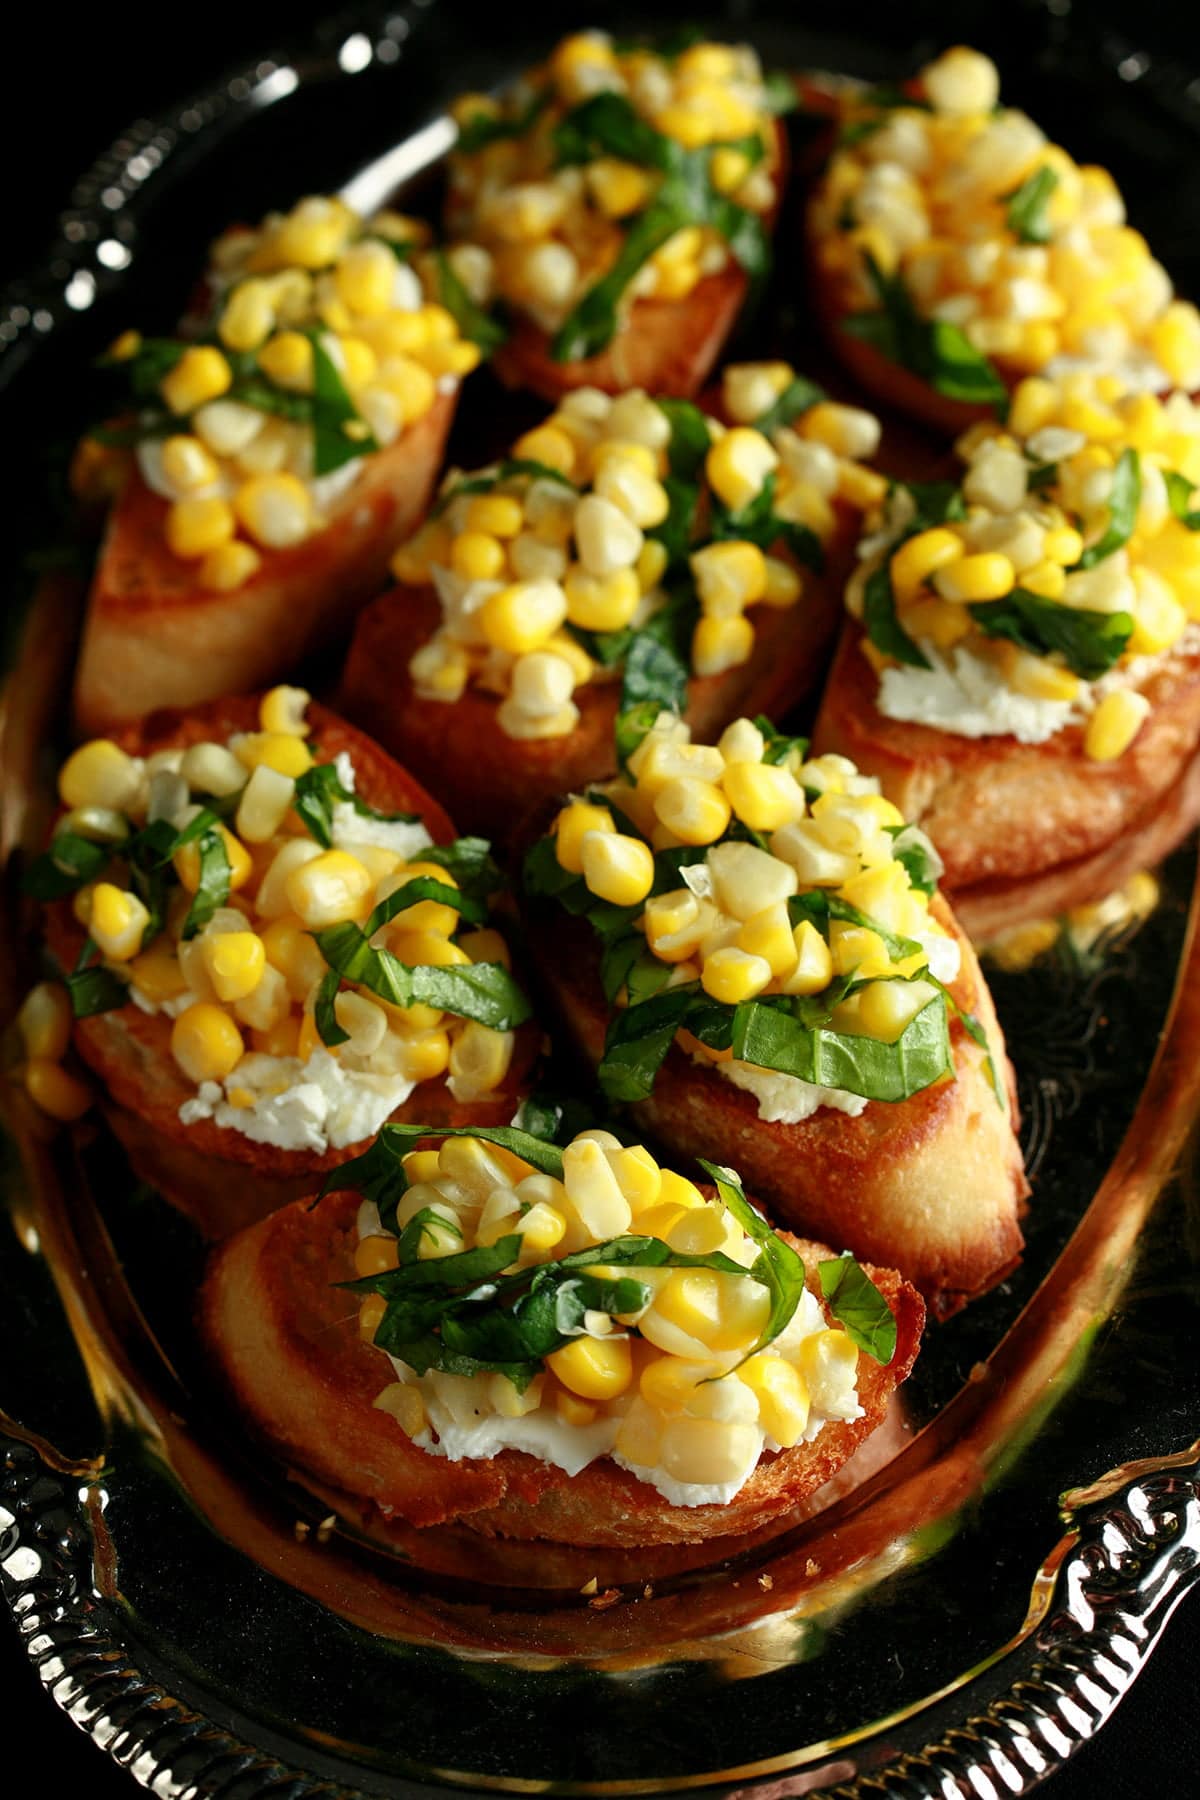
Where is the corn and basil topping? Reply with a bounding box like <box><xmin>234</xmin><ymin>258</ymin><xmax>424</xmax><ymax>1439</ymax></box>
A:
<box><xmin>443</xmin><ymin>30</ymin><xmax>789</xmax><ymax>360</ymax></box>
<box><xmin>24</xmin><ymin>690</ymin><xmax>530</xmax><ymax>1149</ymax></box>
<box><xmin>850</xmin><ymin>372</ymin><xmax>1200</xmax><ymax>757</ymax></box>
<box><xmin>395</xmin><ymin>375</ymin><xmax>881</xmax><ymax>739</ymax></box>
<box><xmin>524</xmin><ymin>713</ymin><xmax>983</xmax><ymax>1121</ymax></box>
<box><xmin>335</xmin><ymin>1123</ymin><xmax>895</xmax><ymax>1506</ymax></box>
<box><xmin>76</xmin><ymin>197</ymin><xmax>483</xmax><ymax>591</ymax></box>
<box><xmin>810</xmin><ymin>46</ymin><xmax>1200</xmax><ymax>404</ymax></box>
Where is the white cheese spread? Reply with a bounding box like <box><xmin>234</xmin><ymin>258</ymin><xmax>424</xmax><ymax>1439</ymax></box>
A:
<box><xmin>178</xmin><ymin>1047</ymin><xmax>415</xmax><ymax>1152</ymax></box>
<box><xmin>876</xmin><ymin>641</ymin><xmax>1079</xmax><ymax>742</ymax></box>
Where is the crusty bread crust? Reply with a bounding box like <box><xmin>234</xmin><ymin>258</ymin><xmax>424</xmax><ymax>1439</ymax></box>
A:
<box><xmin>813</xmin><ymin>621</ymin><xmax>1200</xmax><ymax>900</ymax></box>
<box><xmin>42</xmin><ymin>694</ymin><xmax>537</xmax><ymax>1235</ymax></box>
<box><xmin>200</xmin><ymin>1186</ymin><xmax>924</xmax><ymax>1547</ymax></box>
<box><xmin>531</xmin><ymin>897</ymin><xmax>1027</xmax><ymax>1313</ymax></box>
<box><xmin>339</xmin><ymin>518</ymin><xmax>855</xmax><ymax>842</ymax></box>
<box><xmin>73</xmin><ymin>391</ymin><xmax>456</xmax><ymax>737</ymax></box>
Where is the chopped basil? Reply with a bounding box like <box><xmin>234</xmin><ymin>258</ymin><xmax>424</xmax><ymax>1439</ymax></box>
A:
<box><xmin>886</xmin><ymin>823</ymin><xmax>943</xmax><ymax>896</ymax></box>
<box><xmin>434</xmin><ymin>458</ymin><xmax>577</xmax><ymax>516</ymax></box>
<box><xmin>598</xmin><ymin>982</ymin><xmax>733</xmax><ymax>1102</ymax></box>
<box><xmin>1026</xmin><ymin>460</ymin><xmax>1059</xmax><ymax>494</ymax></box>
<box><xmin>312</xmin><ymin>914</ymin><xmax>529</xmax><ymax>1037</ymax></box>
<box><xmin>396</xmin><ymin>1207</ymin><xmax>464</xmax><ymax>1261</ymax></box>
<box><xmin>1077</xmin><ymin>448</ymin><xmax>1141</xmax><ymax>569</ymax></box>
<box><xmin>416</xmin><ymin>837</ymin><xmax>505</xmax><ymax>903</ymax></box>
<box><xmin>900</xmin><ymin>479</ymin><xmax>968</xmax><ymax>531</ymax></box>
<box><xmin>817</xmin><ymin>1255</ymin><xmax>897</xmax><ymax>1362</ymax></box>
<box><xmin>367</xmin><ymin>876</ymin><xmax>488</xmax><ymax>934</ymax></box>
<box><xmin>846</xmin><ymin>256</ymin><xmax>1007</xmax><ymax>407</ymax></box>
<box><xmin>763</xmin><ymin>70</ymin><xmax>799</xmax><ymax>116</ymax></box>
<box><xmin>1165</xmin><ymin>469</ymin><xmax>1200</xmax><ymax>529</ymax></box>
<box><xmin>455</xmin><ymin>85</ymin><xmax>551</xmax><ymax>155</ymax></box>
<box><xmin>787</xmin><ymin>890</ymin><xmax>924</xmax><ymax>966</ymax></box>
<box><xmin>750</xmin><ymin>373</ymin><xmax>827</xmax><ymax>438</ymax></box>
<box><xmin>1004</xmin><ymin>165</ymin><xmax>1058</xmax><ymax>245</ymax></box>
<box><xmin>179</xmin><ymin>828</ymin><xmax>231</xmax><ymax>940</ymax></box>
<box><xmin>307</xmin><ymin>328</ymin><xmax>378</xmax><ymax>477</ymax></box>
<box><xmin>755</xmin><ymin>715</ymin><xmax>808</xmax><ymax>766</ymax></box>
<box><xmin>510</xmin><ymin>1090</ymin><xmax>600</xmax><ymax>1147</ymax></box>
<box><xmin>224</xmin><ymin>376</ymin><xmax>314</xmax><ymax>423</ymax></box>
<box><xmin>24</xmin><ymin>832</ymin><xmax>111</xmax><ymax>901</ymax></box>
<box><xmin>655</xmin><ymin>397</ymin><xmax>712</xmax><ymax>482</ymax></box>
<box><xmin>711</xmin><ymin>471</ymin><xmax>823</xmax><ymax>572</ymax></box>
<box><xmin>319</xmin><ymin>1120</ymin><xmax>570</xmax><ymax>1225</ymax></box>
<box><xmin>292</xmin><ymin>762</ymin><xmax>419</xmax><ymax>850</ymax></box>
<box><xmin>553</xmin><ymin>91</ymin><xmax>670</xmax><ymax>169</ymax></box>
<box><xmin>863</xmin><ymin>558</ymin><xmax>931</xmax><ymax>669</ymax></box>
<box><xmin>434</xmin><ymin>251</ymin><xmax>507</xmax><ymax>354</ymax></box>
<box><xmin>65</xmin><ymin>940</ymin><xmax>128</xmax><ymax>1019</ymax></box>
<box><xmin>697</xmin><ymin>1159</ymin><xmax>808</xmax><ymax>1361</ymax></box>
<box><xmin>731</xmin><ymin>991</ymin><xmax>952</xmax><ymax>1101</ymax></box>
<box><xmin>971</xmin><ymin>588</ymin><xmax>1133</xmax><ymax>679</ymax></box>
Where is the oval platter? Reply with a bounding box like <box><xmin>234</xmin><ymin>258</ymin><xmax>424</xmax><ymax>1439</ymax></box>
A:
<box><xmin>2</xmin><ymin>2</ymin><xmax>1199</xmax><ymax>1795</ymax></box>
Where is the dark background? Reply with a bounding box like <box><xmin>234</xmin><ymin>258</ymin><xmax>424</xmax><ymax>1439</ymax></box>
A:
<box><xmin>2</xmin><ymin>1</ymin><xmax>1198</xmax><ymax>1793</ymax></box>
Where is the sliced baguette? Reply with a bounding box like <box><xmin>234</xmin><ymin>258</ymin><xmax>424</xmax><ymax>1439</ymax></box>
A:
<box><xmin>201</xmin><ymin>1186</ymin><xmax>924</xmax><ymax>1547</ymax></box>
<box><xmin>42</xmin><ymin>694</ymin><xmax>536</xmax><ymax>1236</ymax></box>
<box><xmin>73</xmin><ymin>391</ymin><xmax>456</xmax><ymax>737</ymax></box>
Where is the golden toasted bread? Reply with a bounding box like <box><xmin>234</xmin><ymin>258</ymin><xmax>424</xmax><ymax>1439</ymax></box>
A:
<box><xmin>530</xmin><ymin>897</ymin><xmax>1026</xmax><ymax>1315</ymax></box>
<box><xmin>201</xmin><ymin>1186</ymin><xmax>923</xmax><ymax>1547</ymax></box>
<box><xmin>73</xmin><ymin>391</ymin><xmax>455</xmax><ymax>737</ymax></box>
<box><xmin>813</xmin><ymin>621</ymin><xmax>1200</xmax><ymax>921</ymax></box>
<box><xmin>42</xmin><ymin>695</ymin><xmax>537</xmax><ymax>1235</ymax></box>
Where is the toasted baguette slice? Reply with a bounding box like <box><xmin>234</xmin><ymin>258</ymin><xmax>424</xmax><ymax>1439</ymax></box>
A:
<box><xmin>531</xmin><ymin>897</ymin><xmax>1026</xmax><ymax>1315</ymax></box>
<box><xmin>42</xmin><ymin>695</ymin><xmax>537</xmax><ymax>1236</ymax></box>
<box><xmin>73</xmin><ymin>391</ymin><xmax>456</xmax><ymax>737</ymax></box>
<box><xmin>339</xmin><ymin>521</ymin><xmax>853</xmax><ymax>842</ymax></box>
<box><xmin>201</xmin><ymin>1186</ymin><xmax>923</xmax><ymax>1547</ymax></box>
<box><xmin>813</xmin><ymin>621</ymin><xmax>1200</xmax><ymax>921</ymax></box>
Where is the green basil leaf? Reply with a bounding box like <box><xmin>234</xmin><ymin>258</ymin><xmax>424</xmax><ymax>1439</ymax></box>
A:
<box><xmin>696</xmin><ymin>1158</ymin><xmax>806</xmax><ymax>1358</ymax></box>
<box><xmin>435</xmin><ymin>251</ymin><xmax>507</xmax><ymax>354</ymax></box>
<box><xmin>817</xmin><ymin>1254</ymin><xmax>897</xmax><ymax>1363</ymax></box>
<box><xmin>65</xmin><ymin>940</ymin><xmax>128</xmax><ymax>1019</ymax></box>
<box><xmin>900</xmin><ymin>479</ymin><xmax>968</xmax><ymax>531</ymax></box>
<box><xmin>655</xmin><ymin>398</ymin><xmax>712</xmax><ymax>481</ymax></box>
<box><xmin>619</xmin><ymin>596</ymin><xmax>693</xmax><ymax>720</ymax></box>
<box><xmin>314</xmin><ymin>966</ymin><xmax>350</xmax><ymax>1048</ymax></box>
<box><xmin>750</xmin><ymin>373</ymin><xmax>827</xmax><ymax>438</ymax></box>
<box><xmin>313</xmin><ymin>920</ymin><xmax>532</xmax><ymax>1031</ymax></box>
<box><xmin>417</xmin><ymin>837</ymin><xmax>504</xmax><ymax>903</ymax></box>
<box><xmin>1004</xmin><ymin>165</ymin><xmax>1058</xmax><ymax>245</ymax></box>
<box><xmin>377</xmin><ymin>1122</ymin><xmax>567</xmax><ymax>1181</ymax></box>
<box><xmin>615</xmin><ymin>698</ymin><xmax>666</xmax><ymax>772</ymax></box>
<box><xmin>787</xmin><ymin>891</ymin><xmax>923</xmax><ymax>965</ymax></box>
<box><xmin>523</xmin><ymin>831</ymin><xmax>588</xmax><ymax>906</ymax></box>
<box><xmin>1165</xmin><ymin>469</ymin><xmax>1200</xmax><ymax>530</ymax></box>
<box><xmin>846</xmin><ymin>256</ymin><xmax>1006</xmax><ymax>406</ymax></box>
<box><xmin>180</xmin><ymin>829</ymin><xmax>231</xmax><ymax>940</ymax></box>
<box><xmin>510</xmin><ymin>1089</ymin><xmax>599</xmax><ymax>1147</ymax></box>
<box><xmin>598</xmin><ymin>982</ymin><xmax>709</xmax><ymax>1102</ymax></box>
<box><xmin>971</xmin><ymin>588</ymin><xmax>1133</xmax><ymax>679</ymax></box>
<box><xmin>1078</xmin><ymin>448</ymin><xmax>1141</xmax><ymax>568</ymax></box>
<box><xmin>226</xmin><ymin>376</ymin><xmax>314</xmax><ymax>422</ymax></box>
<box><xmin>292</xmin><ymin>763</ymin><xmax>347</xmax><ymax>848</ymax></box>
<box><xmin>396</xmin><ymin>1205</ymin><xmax>464</xmax><ymax>1262</ymax></box>
<box><xmin>863</xmin><ymin>558</ymin><xmax>931</xmax><ymax>669</ymax></box>
<box><xmin>886</xmin><ymin>823</ymin><xmax>943</xmax><ymax>895</ymax></box>
<box><xmin>456</xmin><ymin>85</ymin><xmax>551</xmax><ymax>155</ymax></box>
<box><xmin>24</xmin><ymin>832</ymin><xmax>111</xmax><ymax>900</ymax></box>
<box><xmin>647</xmin><ymin>472</ymin><xmax>701</xmax><ymax>567</ymax></box>
<box><xmin>433</xmin><ymin>458</ymin><xmax>578</xmax><ymax>517</ymax></box>
<box><xmin>552</xmin><ymin>200</ymin><xmax>683</xmax><ymax>363</ymax></box>
<box><xmin>755</xmin><ymin>715</ymin><xmax>809</xmax><ymax>766</ymax></box>
<box><xmin>307</xmin><ymin>329</ymin><xmax>378</xmax><ymax>477</ymax></box>
<box><xmin>554</xmin><ymin>93</ymin><xmax>673</xmax><ymax>170</ymax></box>
<box><xmin>1026</xmin><ymin>460</ymin><xmax>1059</xmax><ymax>493</ymax></box>
<box><xmin>763</xmin><ymin>70</ymin><xmax>798</xmax><ymax>116</ymax></box>
<box><xmin>711</xmin><ymin>471</ymin><xmax>824</xmax><ymax>571</ymax></box>
<box><xmin>363</xmin><ymin>876</ymin><xmax>487</xmax><ymax>939</ymax></box>
<box><xmin>731</xmin><ymin>992</ymin><xmax>952</xmax><ymax>1102</ymax></box>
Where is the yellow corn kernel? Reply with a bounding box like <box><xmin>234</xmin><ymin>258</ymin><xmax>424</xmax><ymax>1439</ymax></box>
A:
<box><xmin>658</xmin><ymin>1174</ymin><xmax>706</xmax><ymax>1216</ymax></box>
<box><xmin>857</xmin><ymin>976</ymin><xmax>938</xmax><ymax>1041</ymax></box>
<box><xmin>390</xmin><ymin>1028</ymin><xmax>452</xmax><ymax>1082</ymax></box>
<box><xmin>889</xmin><ymin>529</ymin><xmax>966</xmax><ymax>603</ymax></box>
<box><xmin>376</xmin><ymin>862</ymin><xmax>460</xmax><ymax>937</ymax></box>
<box><xmin>450</xmin><ymin>530</ymin><xmax>506</xmax><ymax>581</ymax></box>
<box><xmin>795</xmin><ymin>1327</ymin><xmax>859</xmax><ymax>1406</ymax></box>
<box><xmin>762</xmin><ymin>555</ymin><xmax>802</xmax><ymax>607</ymax></box>
<box><xmin>632</xmin><ymin>737</ymin><xmax>724</xmax><ymax>794</ymax></box>
<box><xmin>902</xmin><ymin>595</ymin><xmax>973</xmax><ymax>649</ymax></box>
<box><xmin>736</xmin><ymin>903</ymin><xmax>799</xmax><ymax>979</ymax></box>
<box><xmin>1128</xmin><ymin>572</ymin><xmax>1187</xmax><ymax>657</ymax></box>
<box><xmin>448</xmin><ymin>1022</ymin><xmax>514</xmax><ymax>1097</ymax></box>
<box><xmin>17</xmin><ymin>983</ymin><xmax>72</xmax><ymax>1063</ymax></box>
<box><xmin>551</xmin><ymin>1386</ymin><xmax>598</xmax><ymax>1428</ymax></box>
<box><xmin>24</xmin><ymin>1059</ymin><xmax>92</xmax><ymax>1121</ymax></box>
<box><xmin>1007</xmin><ymin>378</ymin><xmax>1059</xmax><ymax>442</ymax></box>
<box><xmin>561</xmin><ymin>1137</ymin><xmax>633</xmax><ymax>1239</ymax></box>
<box><xmin>554</xmin><ymin>802</ymin><xmax>615</xmax><ymax>874</ymax></box>
<box><xmin>355</xmin><ymin>1234</ymin><xmax>400</xmax><ymax>1277</ymax></box>
<box><xmin>57</xmin><ymin>739</ymin><xmax>140</xmax><ymax>812</ymax></box>
<box><xmin>690</xmin><ymin>541</ymin><xmax>768</xmax><ymax>616</ymax></box>
<box><xmin>359</xmin><ymin>1294</ymin><xmax>387</xmax><ymax>1341</ymax></box>
<box><xmin>711</xmin><ymin>145</ymin><xmax>752</xmax><ymax>195</ymax></box>
<box><xmin>165</xmin><ymin>495</ymin><xmax>236</xmax><ymax>560</ymax></box>
<box><xmin>722</xmin><ymin>761</ymin><xmax>807</xmax><ymax>832</ymax></box>
<box><xmin>161</xmin><ymin>345</ymin><xmax>232</xmax><ymax>415</ymax></box>
<box><xmin>127</xmin><ymin>939</ymin><xmax>187</xmax><ymax>1004</ymax></box>
<box><xmin>233</xmin><ymin>731</ymin><xmax>315</xmax><ymax>778</ymax></box>
<box><xmin>199</xmin><ymin>540</ymin><xmax>262</xmax><ymax>592</ymax></box>
<box><xmin>996</xmin><ymin>644</ymin><xmax>1082</xmax><ymax>702</ymax></box>
<box><xmin>1019</xmin><ymin>560</ymin><xmax>1067</xmax><ymax>600</ymax></box>
<box><xmin>1084</xmin><ymin>689</ymin><xmax>1151</xmax><ymax>762</ymax></box>
<box><xmin>933</xmin><ymin>552</ymin><xmax>1016</xmax><ymax>603</ymax></box>
<box><xmin>739</xmin><ymin>1352</ymin><xmax>811</xmax><ymax>1448</ymax></box>
<box><xmin>584</xmin><ymin>154</ymin><xmax>653</xmax><ymax>217</ymax></box>
<box><xmin>692</xmin><ymin>613</ymin><xmax>754</xmax><ymax>676</ymax></box>
<box><xmin>170</xmin><ymin>1002</ymin><xmax>244</xmax><ymax>1083</ymax></box>
<box><xmin>255</xmin><ymin>687</ymin><xmax>308</xmax><ymax>739</ymax></box>
<box><xmin>579</xmin><ymin>832</ymin><xmax>655</xmax><ymax>906</ymax></box>
<box><xmin>257</xmin><ymin>330</ymin><xmax>314</xmax><ymax>392</ymax></box>
<box><xmin>838</xmin><ymin>463</ymin><xmax>889</xmax><ymax>509</ymax></box>
<box><xmin>201</xmin><ymin>930</ymin><xmax>267</xmax><ymax>1003</ymax></box>
<box><xmin>88</xmin><ymin>882</ymin><xmax>149</xmax><ymax>961</ymax></box>
<box><xmin>780</xmin><ymin>919</ymin><xmax>835</xmax><ymax>995</ymax></box>
<box><xmin>607</xmin><ymin>1144</ymin><xmax>661</xmax><ymax>1215</ymax></box>
<box><xmin>654</xmin><ymin>776</ymin><xmax>732</xmax><ymax>846</ymax></box>
<box><xmin>218</xmin><ymin>278</ymin><xmax>276</xmax><ymax>353</ymax></box>
<box><xmin>514</xmin><ymin>1202</ymin><xmax>566</xmax><ymax>1260</ymax></box>
<box><xmin>637</xmin><ymin>538</ymin><xmax>669</xmax><ymax>592</ymax></box>
<box><xmin>650</xmin><ymin>1268</ymin><xmax>770</xmax><ymax>1354</ymax></box>
<box><xmin>332</xmin><ymin>238</ymin><xmax>396</xmax><ymax>316</ymax></box>
<box><xmin>234</xmin><ymin>473</ymin><xmax>312</xmax><ymax>551</ymax></box>
<box><xmin>705</xmin><ymin>427</ymin><xmax>778</xmax><ymax>510</ymax></box>
<box><xmin>701</xmin><ymin>945</ymin><xmax>772</xmax><ymax>1005</ymax></box>
<box><xmin>173</xmin><ymin>824</ymin><xmax>252</xmax><ymax>895</ymax></box>
<box><xmin>389</xmin><ymin>930</ymin><xmax>470</xmax><ymax>971</ymax></box>
<box><xmin>513</xmin><ymin>424</ymin><xmax>576</xmax><ymax>477</ymax></box>
<box><xmin>249</xmin><ymin>1014</ymin><xmax>300</xmax><ymax>1057</ymax></box>
<box><xmin>546</xmin><ymin>1335</ymin><xmax>633</xmax><ymax>1401</ymax></box>
<box><xmin>1149</xmin><ymin>301</ymin><xmax>1200</xmax><ymax>386</ymax></box>
<box><xmin>479</xmin><ymin>579</ymin><xmax>567</xmax><ymax>654</ymax></box>
<box><xmin>643</xmin><ymin>888</ymin><xmax>701</xmax><ymax>963</ymax></box>
<box><xmin>161</xmin><ymin>433</ymin><xmax>220</xmax><ymax>495</ymax></box>
<box><xmin>1042</xmin><ymin>525</ymin><xmax>1085</xmax><ymax>566</ymax></box>
<box><xmin>563</xmin><ymin>566</ymin><xmax>640</xmax><ymax>632</ymax></box>
<box><xmin>107</xmin><ymin>328</ymin><xmax>141</xmax><ymax>361</ymax></box>
<box><xmin>259</xmin><ymin>914</ymin><xmax>325</xmax><ymax>998</ymax></box>
<box><xmin>464</xmin><ymin>494</ymin><xmax>524</xmax><ymax>539</ymax></box>
<box><xmin>285</xmin><ymin>849</ymin><xmax>373</xmax><ymax>928</ymax></box>
<box><xmin>829</xmin><ymin>922</ymin><xmax>894</xmax><ymax>980</ymax></box>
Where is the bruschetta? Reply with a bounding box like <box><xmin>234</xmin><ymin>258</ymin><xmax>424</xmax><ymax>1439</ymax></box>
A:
<box><xmin>811</xmin><ymin>372</ymin><xmax>1200</xmax><ymax>931</ymax></box>
<box><xmin>805</xmin><ymin>46</ymin><xmax>1200</xmax><ymax>435</ymax></box>
<box><xmin>28</xmin><ymin>690</ymin><xmax>536</xmax><ymax>1235</ymax></box>
<box><xmin>71</xmin><ymin>197</ymin><xmax>481</xmax><ymax>735</ymax></box>
<box><xmin>521</xmin><ymin>712</ymin><xmax>1027</xmax><ymax>1313</ymax></box>
<box><xmin>339</xmin><ymin>370</ymin><xmax>884</xmax><ymax>839</ymax></box>
<box><xmin>439</xmin><ymin>30</ymin><xmax>787</xmax><ymax>401</ymax></box>
<box><xmin>201</xmin><ymin>1124</ymin><xmax>924</xmax><ymax>1547</ymax></box>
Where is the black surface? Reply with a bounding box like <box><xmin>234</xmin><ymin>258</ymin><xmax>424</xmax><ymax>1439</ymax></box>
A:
<box><xmin>2</xmin><ymin>1</ymin><xmax>1198</xmax><ymax>1794</ymax></box>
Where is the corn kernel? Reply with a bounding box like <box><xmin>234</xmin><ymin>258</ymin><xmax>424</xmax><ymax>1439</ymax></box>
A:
<box><xmin>690</xmin><ymin>541</ymin><xmax>768</xmax><ymax>616</ymax></box>
<box><xmin>762</xmin><ymin>555</ymin><xmax>802</xmax><ymax>607</ymax></box>
<box><xmin>480</xmin><ymin>579</ymin><xmax>568</xmax><ymax>654</ymax></box>
<box><xmin>890</xmin><ymin>528</ymin><xmax>964</xmax><ymax>602</ymax></box>
<box><xmin>555</xmin><ymin>801</ymin><xmax>615</xmax><ymax>874</ymax></box>
<box><xmin>173</xmin><ymin>823</ymin><xmax>252</xmax><ymax>895</ymax></box>
<box><xmin>24</xmin><ymin>1059</ymin><xmax>92</xmax><ymax>1121</ymax></box>
<box><xmin>563</xmin><ymin>566</ymin><xmax>640</xmax><ymax>631</ymax></box>
<box><xmin>234</xmin><ymin>473</ymin><xmax>312</xmax><ymax>551</ymax></box>
<box><xmin>546</xmin><ymin>1335</ymin><xmax>632</xmax><ymax>1401</ymax></box>
<box><xmin>285</xmin><ymin>849</ymin><xmax>373</xmax><ymax>927</ymax></box>
<box><xmin>739</xmin><ymin>1352</ymin><xmax>811</xmax><ymax>1447</ymax></box>
<box><xmin>1084</xmin><ymin>689</ymin><xmax>1151</xmax><ymax>762</ymax></box>
<box><xmin>59</xmin><ymin>739</ymin><xmax>142</xmax><ymax>812</ymax></box>
<box><xmin>161</xmin><ymin>345</ymin><xmax>232</xmax><ymax>415</ymax></box>
<box><xmin>721</xmin><ymin>761</ymin><xmax>807</xmax><ymax>832</ymax></box>
<box><xmin>201</xmin><ymin>930</ymin><xmax>267</xmax><ymax>1003</ymax></box>
<box><xmin>257</xmin><ymin>330</ymin><xmax>314</xmax><ymax>392</ymax></box>
<box><xmin>448</xmin><ymin>1022</ymin><xmax>514</xmax><ymax>1097</ymax></box>
<box><xmin>705</xmin><ymin>428</ymin><xmax>778</xmax><ymax>510</ymax></box>
<box><xmin>796</xmin><ymin>1327</ymin><xmax>859</xmax><ymax>1407</ymax></box>
<box><xmin>389</xmin><ymin>1028</ymin><xmax>452</xmax><ymax>1082</ymax></box>
<box><xmin>779</xmin><ymin>919</ymin><xmax>835</xmax><ymax>995</ymax></box>
<box><xmin>654</xmin><ymin>776</ymin><xmax>732</xmax><ymax>845</ymax></box>
<box><xmin>170</xmin><ymin>1002</ymin><xmax>244</xmax><ymax>1084</ymax></box>
<box><xmin>579</xmin><ymin>832</ymin><xmax>655</xmax><ymax>906</ymax></box>
<box><xmin>359</xmin><ymin>1294</ymin><xmax>387</xmax><ymax>1341</ymax></box>
<box><xmin>165</xmin><ymin>495</ymin><xmax>236</xmax><ymax>561</ymax></box>
<box><xmin>702</xmin><ymin>945</ymin><xmax>772</xmax><ymax>1005</ymax></box>
<box><xmin>233</xmin><ymin>730</ymin><xmax>314</xmax><ymax>779</ymax></box>
<box><xmin>199</xmin><ymin>540</ymin><xmax>262</xmax><ymax>592</ymax></box>
<box><xmin>88</xmin><ymin>883</ymin><xmax>150</xmax><ymax>961</ymax></box>
<box><xmin>464</xmin><ymin>494</ymin><xmax>524</xmax><ymax>539</ymax></box>
<box><xmin>692</xmin><ymin>613</ymin><xmax>754</xmax><ymax>676</ymax></box>
<box><xmin>17</xmin><ymin>983</ymin><xmax>73</xmax><ymax>1063</ymax></box>
<box><xmin>736</xmin><ymin>904</ymin><xmax>799</xmax><ymax>979</ymax></box>
<box><xmin>513</xmin><ymin>424</ymin><xmax>576</xmax><ymax>476</ymax></box>
<box><xmin>562</xmin><ymin>1137</ymin><xmax>633</xmax><ymax>1239</ymax></box>
<box><xmin>451</xmin><ymin>531</ymin><xmax>506</xmax><ymax>581</ymax></box>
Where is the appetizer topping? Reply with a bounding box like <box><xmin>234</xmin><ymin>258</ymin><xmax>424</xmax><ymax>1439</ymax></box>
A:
<box><xmin>25</xmin><ymin>691</ymin><xmax>530</xmax><ymax>1148</ymax></box>
<box><xmin>81</xmin><ymin>197</ymin><xmax>482</xmax><ymax>590</ymax></box>
<box><xmin>983</xmin><ymin>869</ymin><xmax>1159</xmax><ymax>973</ymax></box>
<box><xmin>525</xmin><ymin>714</ymin><xmax>975</xmax><ymax>1121</ymax></box>
<box><xmin>332</xmin><ymin>1124</ymin><xmax>896</xmax><ymax>1506</ymax></box>
<box><xmin>395</xmin><ymin>376</ymin><xmax>881</xmax><ymax>739</ymax></box>
<box><xmin>810</xmin><ymin>46</ymin><xmax>1200</xmax><ymax>400</ymax></box>
<box><xmin>851</xmin><ymin>374</ymin><xmax>1200</xmax><ymax>754</ymax></box>
<box><xmin>445</xmin><ymin>30</ymin><xmax>786</xmax><ymax>357</ymax></box>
